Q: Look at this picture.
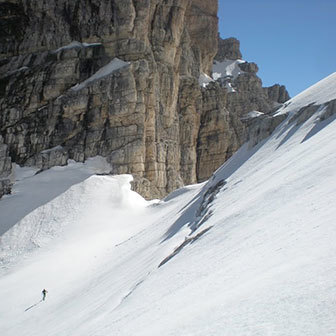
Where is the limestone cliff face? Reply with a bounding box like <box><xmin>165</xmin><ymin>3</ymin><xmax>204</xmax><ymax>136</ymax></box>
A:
<box><xmin>264</xmin><ymin>84</ymin><xmax>290</xmax><ymax>104</ymax></box>
<box><xmin>216</xmin><ymin>37</ymin><xmax>242</xmax><ymax>61</ymax></box>
<box><xmin>195</xmin><ymin>37</ymin><xmax>290</xmax><ymax>182</ymax></box>
<box><xmin>215</xmin><ymin>37</ymin><xmax>290</xmax><ymax>119</ymax></box>
<box><xmin>0</xmin><ymin>135</ymin><xmax>12</xmax><ymax>198</ymax></box>
<box><xmin>0</xmin><ymin>1</ymin><xmax>289</xmax><ymax>199</ymax></box>
<box><xmin>1</xmin><ymin>0</ymin><xmax>218</xmax><ymax>198</ymax></box>
<box><xmin>196</xmin><ymin>83</ymin><xmax>244</xmax><ymax>182</ymax></box>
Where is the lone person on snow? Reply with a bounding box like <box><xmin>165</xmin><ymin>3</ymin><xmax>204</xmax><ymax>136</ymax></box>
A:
<box><xmin>42</xmin><ymin>289</ymin><xmax>48</xmax><ymax>301</ymax></box>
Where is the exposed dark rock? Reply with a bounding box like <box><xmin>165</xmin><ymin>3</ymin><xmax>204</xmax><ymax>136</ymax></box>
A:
<box><xmin>216</xmin><ymin>37</ymin><xmax>242</xmax><ymax>61</ymax></box>
<box><xmin>0</xmin><ymin>2</ymin><xmax>29</xmax><ymax>57</ymax></box>
<box><xmin>242</xmin><ymin>113</ymin><xmax>288</xmax><ymax>148</ymax></box>
<box><xmin>196</xmin><ymin>83</ymin><xmax>245</xmax><ymax>182</ymax></box>
<box><xmin>238</xmin><ymin>61</ymin><xmax>259</xmax><ymax>74</ymax></box>
<box><xmin>264</xmin><ymin>84</ymin><xmax>290</xmax><ymax>104</ymax></box>
<box><xmin>158</xmin><ymin>226</ymin><xmax>213</xmax><ymax>268</ymax></box>
<box><xmin>0</xmin><ymin>135</ymin><xmax>12</xmax><ymax>198</ymax></box>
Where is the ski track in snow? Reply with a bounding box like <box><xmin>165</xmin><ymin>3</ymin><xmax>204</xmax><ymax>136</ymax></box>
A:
<box><xmin>0</xmin><ymin>74</ymin><xmax>336</xmax><ymax>335</ymax></box>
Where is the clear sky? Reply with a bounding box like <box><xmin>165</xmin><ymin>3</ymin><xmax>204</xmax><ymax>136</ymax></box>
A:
<box><xmin>218</xmin><ymin>0</ymin><xmax>336</xmax><ymax>97</ymax></box>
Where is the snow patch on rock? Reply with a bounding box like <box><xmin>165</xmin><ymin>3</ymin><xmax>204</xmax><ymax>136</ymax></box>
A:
<box><xmin>71</xmin><ymin>58</ymin><xmax>130</xmax><ymax>91</ymax></box>
<box><xmin>212</xmin><ymin>59</ymin><xmax>245</xmax><ymax>81</ymax></box>
<box><xmin>199</xmin><ymin>73</ymin><xmax>214</xmax><ymax>88</ymax></box>
<box><xmin>53</xmin><ymin>41</ymin><xmax>102</xmax><ymax>53</ymax></box>
<box><xmin>241</xmin><ymin>111</ymin><xmax>265</xmax><ymax>120</ymax></box>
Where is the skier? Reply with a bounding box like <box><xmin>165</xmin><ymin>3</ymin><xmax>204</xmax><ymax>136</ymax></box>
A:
<box><xmin>42</xmin><ymin>289</ymin><xmax>48</xmax><ymax>301</ymax></box>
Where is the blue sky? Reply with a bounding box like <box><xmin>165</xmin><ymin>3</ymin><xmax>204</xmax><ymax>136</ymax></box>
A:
<box><xmin>218</xmin><ymin>0</ymin><xmax>336</xmax><ymax>97</ymax></box>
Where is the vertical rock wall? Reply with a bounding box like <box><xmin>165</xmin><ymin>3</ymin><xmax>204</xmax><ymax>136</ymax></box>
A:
<box><xmin>0</xmin><ymin>135</ymin><xmax>12</xmax><ymax>198</ymax></box>
<box><xmin>0</xmin><ymin>1</ymin><xmax>289</xmax><ymax>199</ymax></box>
<box><xmin>196</xmin><ymin>83</ymin><xmax>244</xmax><ymax>182</ymax></box>
<box><xmin>0</xmin><ymin>0</ymin><xmax>218</xmax><ymax>198</ymax></box>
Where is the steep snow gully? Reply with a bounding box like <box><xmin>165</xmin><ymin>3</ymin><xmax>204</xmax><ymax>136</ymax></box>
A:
<box><xmin>0</xmin><ymin>73</ymin><xmax>336</xmax><ymax>335</ymax></box>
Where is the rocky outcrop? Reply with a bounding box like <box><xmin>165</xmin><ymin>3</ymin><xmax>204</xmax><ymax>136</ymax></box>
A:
<box><xmin>264</xmin><ymin>84</ymin><xmax>290</xmax><ymax>104</ymax></box>
<box><xmin>216</xmin><ymin>37</ymin><xmax>242</xmax><ymax>61</ymax></box>
<box><xmin>244</xmin><ymin>96</ymin><xmax>336</xmax><ymax>150</ymax></box>
<box><xmin>226</xmin><ymin>72</ymin><xmax>274</xmax><ymax>117</ymax></box>
<box><xmin>194</xmin><ymin>36</ymin><xmax>290</xmax><ymax>181</ymax></box>
<box><xmin>196</xmin><ymin>83</ymin><xmax>244</xmax><ymax>182</ymax></box>
<box><xmin>238</xmin><ymin>61</ymin><xmax>258</xmax><ymax>74</ymax></box>
<box><xmin>215</xmin><ymin>37</ymin><xmax>290</xmax><ymax>120</ymax></box>
<box><xmin>289</xmin><ymin>98</ymin><xmax>336</xmax><ymax>129</ymax></box>
<box><xmin>242</xmin><ymin>113</ymin><xmax>288</xmax><ymax>148</ymax></box>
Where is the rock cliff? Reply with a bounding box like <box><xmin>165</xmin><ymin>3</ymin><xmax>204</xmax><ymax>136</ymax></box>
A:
<box><xmin>216</xmin><ymin>37</ymin><xmax>242</xmax><ymax>61</ymax></box>
<box><xmin>0</xmin><ymin>135</ymin><xmax>12</xmax><ymax>198</ymax></box>
<box><xmin>0</xmin><ymin>0</ymin><xmax>289</xmax><ymax>199</ymax></box>
<box><xmin>196</xmin><ymin>37</ymin><xmax>290</xmax><ymax>182</ymax></box>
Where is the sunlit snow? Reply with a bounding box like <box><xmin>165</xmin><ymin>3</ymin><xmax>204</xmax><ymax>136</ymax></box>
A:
<box><xmin>275</xmin><ymin>72</ymin><xmax>336</xmax><ymax>116</ymax></box>
<box><xmin>0</xmin><ymin>157</ymin><xmax>111</xmax><ymax>236</ymax></box>
<box><xmin>198</xmin><ymin>72</ymin><xmax>214</xmax><ymax>88</ymax></box>
<box><xmin>212</xmin><ymin>59</ymin><xmax>245</xmax><ymax>81</ymax></box>
<box><xmin>241</xmin><ymin>110</ymin><xmax>265</xmax><ymax>120</ymax></box>
<box><xmin>53</xmin><ymin>41</ymin><xmax>102</xmax><ymax>53</ymax></box>
<box><xmin>0</xmin><ymin>75</ymin><xmax>336</xmax><ymax>336</ymax></box>
<box><xmin>71</xmin><ymin>58</ymin><xmax>130</xmax><ymax>91</ymax></box>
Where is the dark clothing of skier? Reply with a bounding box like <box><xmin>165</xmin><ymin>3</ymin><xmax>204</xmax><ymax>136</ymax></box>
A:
<box><xmin>42</xmin><ymin>289</ymin><xmax>48</xmax><ymax>301</ymax></box>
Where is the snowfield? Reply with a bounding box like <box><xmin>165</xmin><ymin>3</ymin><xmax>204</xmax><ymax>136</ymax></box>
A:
<box><xmin>0</xmin><ymin>74</ymin><xmax>336</xmax><ymax>336</ymax></box>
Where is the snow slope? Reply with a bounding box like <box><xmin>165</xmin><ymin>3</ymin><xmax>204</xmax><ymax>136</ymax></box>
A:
<box><xmin>275</xmin><ymin>72</ymin><xmax>336</xmax><ymax>116</ymax></box>
<box><xmin>0</xmin><ymin>157</ymin><xmax>111</xmax><ymax>236</ymax></box>
<box><xmin>0</xmin><ymin>74</ymin><xmax>336</xmax><ymax>336</ymax></box>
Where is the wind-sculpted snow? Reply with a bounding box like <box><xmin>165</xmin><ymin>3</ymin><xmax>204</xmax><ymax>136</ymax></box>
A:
<box><xmin>0</xmin><ymin>76</ymin><xmax>336</xmax><ymax>335</ymax></box>
<box><xmin>0</xmin><ymin>157</ymin><xmax>112</xmax><ymax>236</ymax></box>
<box><xmin>0</xmin><ymin>174</ymin><xmax>147</xmax><ymax>265</ymax></box>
